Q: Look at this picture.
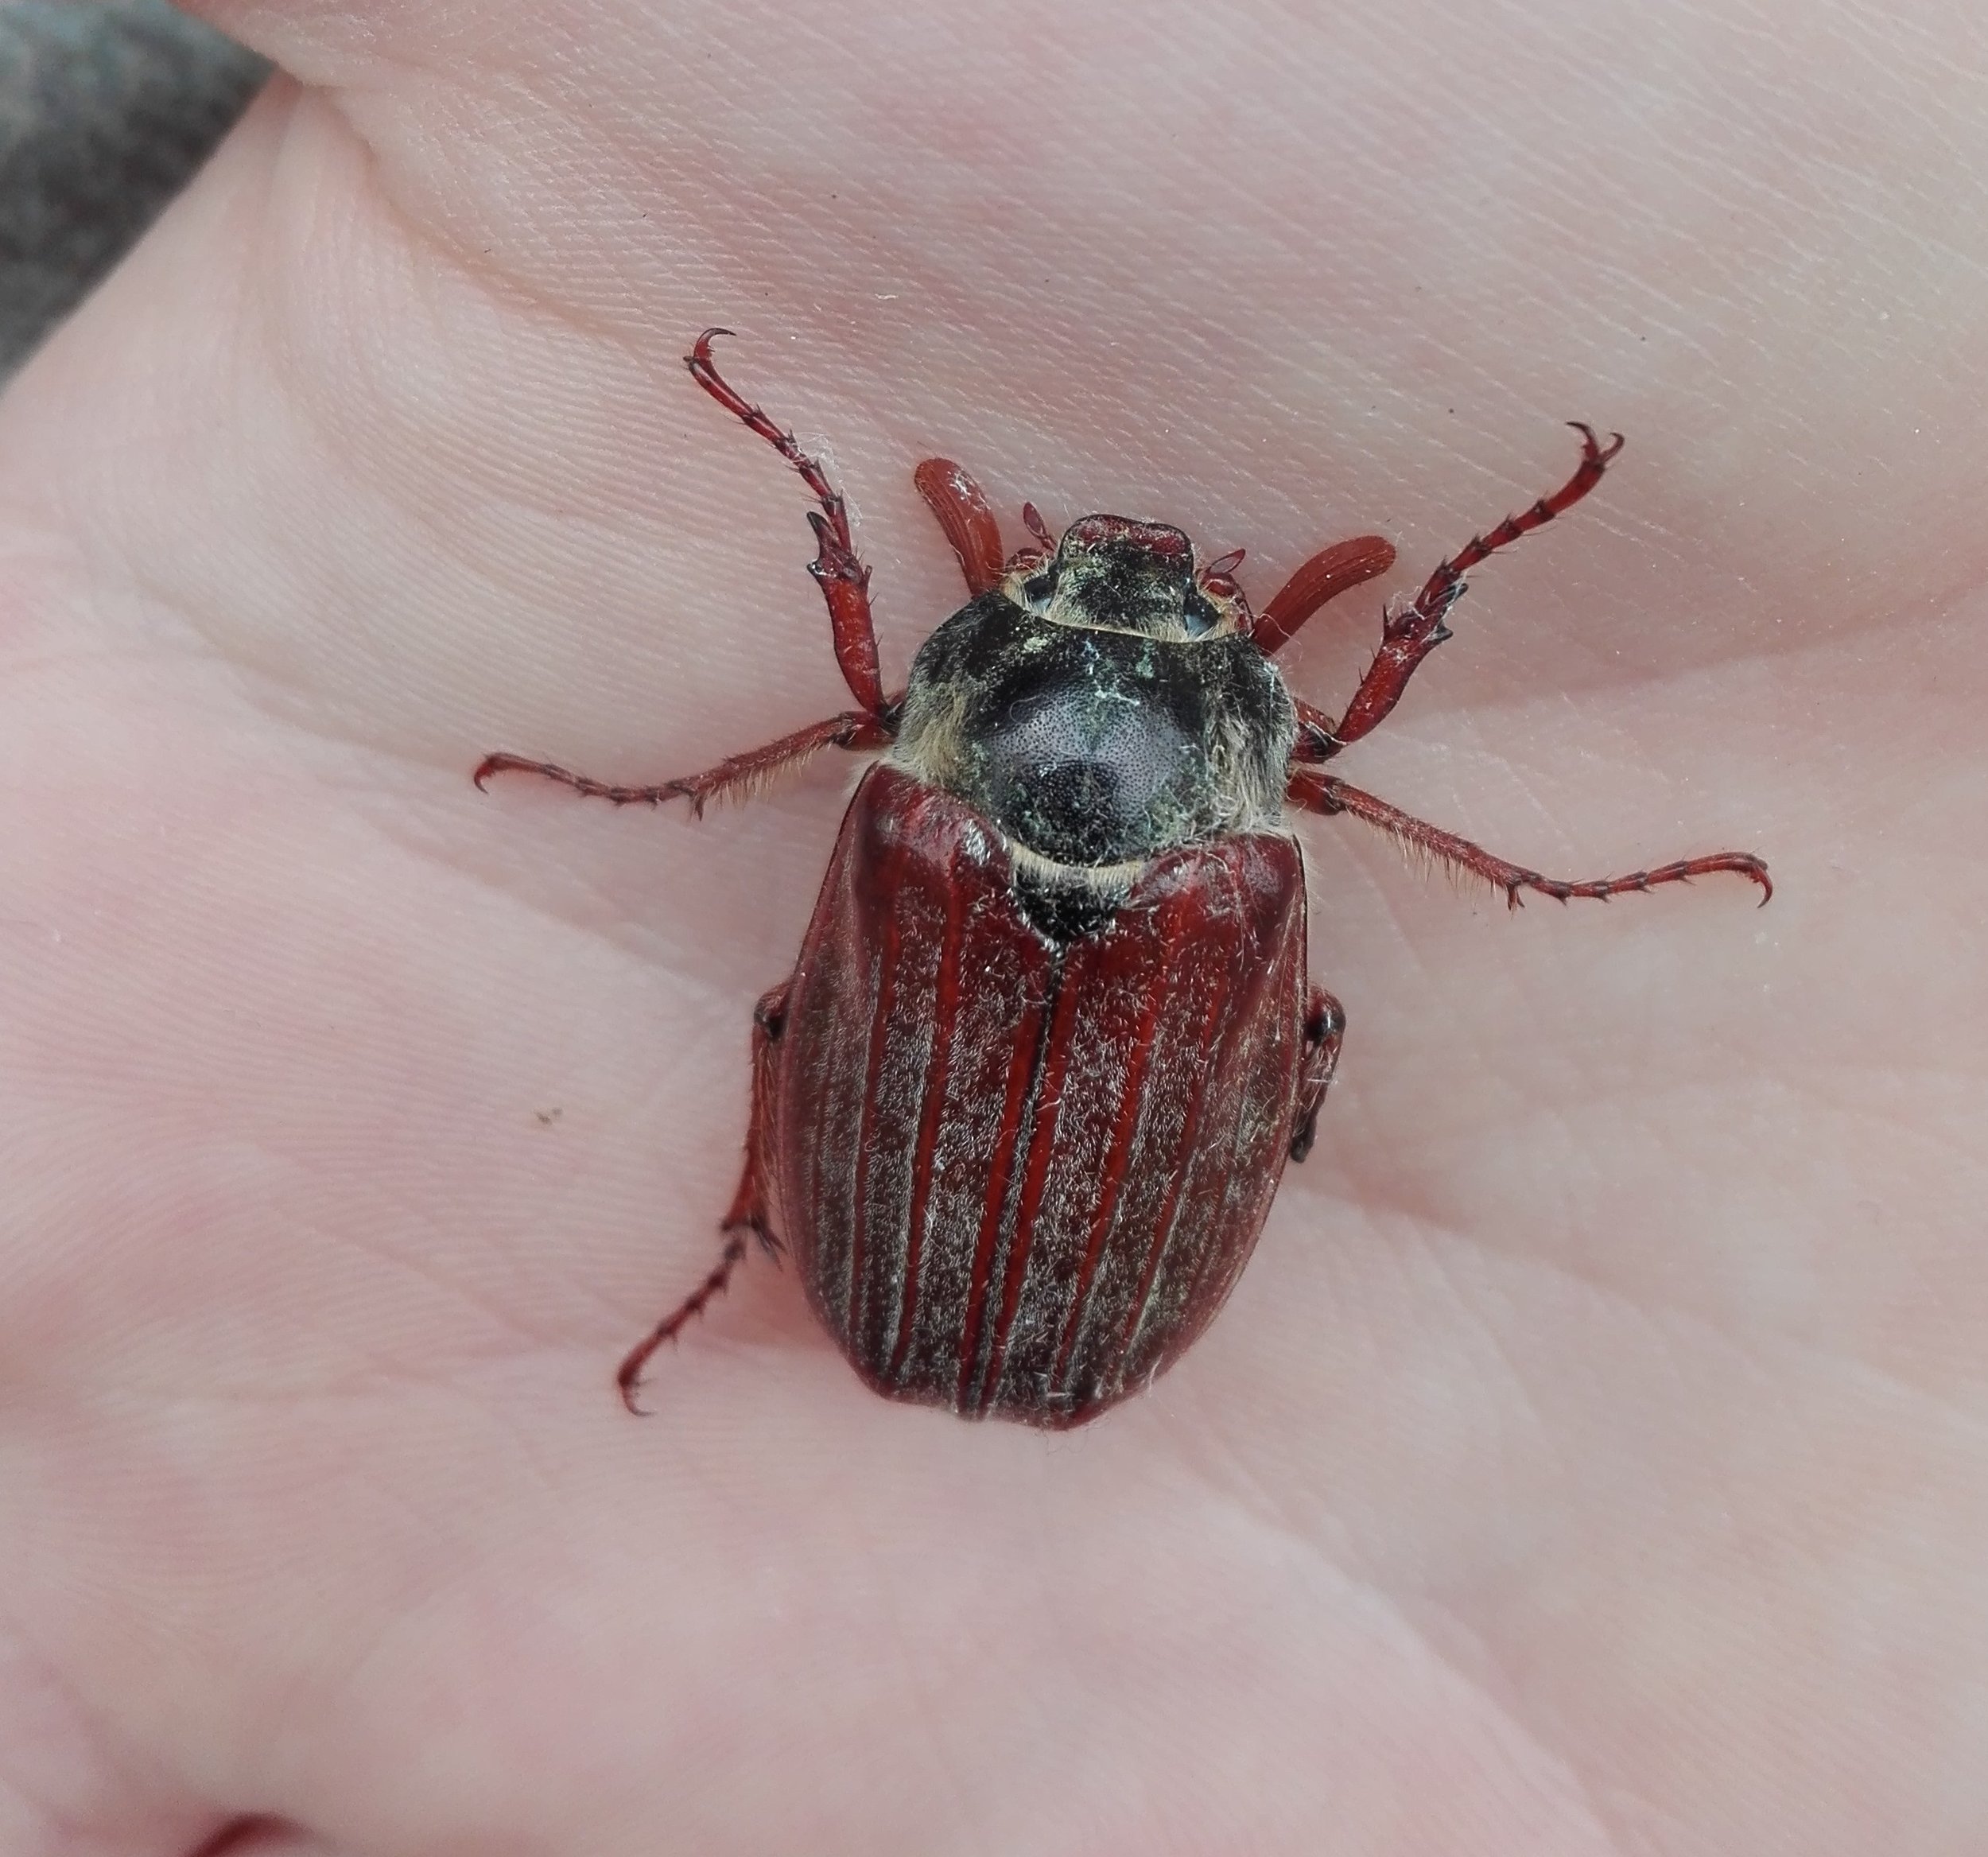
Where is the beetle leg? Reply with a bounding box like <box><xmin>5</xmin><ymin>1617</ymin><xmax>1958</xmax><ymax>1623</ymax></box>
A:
<box><xmin>688</xmin><ymin>330</ymin><xmax>887</xmax><ymax>717</ymax></box>
<box><xmin>613</xmin><ymin>1233</ymin><xmax>748</xmax><ymax>1416</ymax></box>
<box><xmin>1286</xmin><ymin>770</ymin><xmax>1772</xmax><ymax>909</ymax></box>
<box><xmin>914</xmin><ymin>458</ymin><xmax>1007</xmax><ymax>596</ymax></box>
<box><xmin>1254</xmin><ymin>535</ymin><xmax>1396</xmax><ymax>655</ymax></box>
<box><xmin>1290</xmin><ymin>697</ymin><xmax>1344</xmax><ymax>761</ymax></box>
<box><xmin>475</xmin><ymin>705</ymin><xmax>898</xmax><ymax>816</ymax></box>
<box><xmin>617</xmin><ymin>981</ymin><xmax>790</xmax><ymax>1415</ymax></box>
<box><xmin>1289</xmin><ymin>987</ymin><xmax>1346</xmax><ymax>1163</ymax></box>
<box><xmin>728</xmin><ymin>982</ymin><xmax>790</xmax><ymax>1261</ymax></box>
<box><xmin>1292</xmin><ymin>425</ymin><xmax>1624</xmax><ymax>763</ymax></box>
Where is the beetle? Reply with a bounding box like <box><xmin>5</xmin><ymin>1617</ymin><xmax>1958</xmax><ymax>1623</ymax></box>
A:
<box><xmin>477</xmin><ymin>330</ymin><xmax>1770</xmax><ymax>1428</ymax></box>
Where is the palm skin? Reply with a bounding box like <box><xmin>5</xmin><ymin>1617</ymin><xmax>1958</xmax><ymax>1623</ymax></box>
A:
<box><xmin>1</xmin><ymin>2</ymin><xmax>1982</xmax><ymax>1854</ymax></box>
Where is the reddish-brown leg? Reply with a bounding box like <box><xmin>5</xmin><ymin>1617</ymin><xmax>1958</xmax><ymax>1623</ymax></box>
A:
<box><xmin>1287</xmin><ymin>770</ymin><xmax>1771</xmax><ymax>909</ymax></box>
<box><xmin>1293</xmin><ymin>424</ymin><xmax>1624</xmax><ymax>763</ymax></box>
<box><xmin>1255</xmin><ymin>535</ymin><xmax>1397</xmax><ymax>655</ymax></box>
<box><xmin>475</xmin><ymin>705</ymin><xmax>896</xmax><ymax>816</ymax></box>
<box><xmin>1291</xmin><ymin>696</ymin><xmax>1344</xmax><ymax>754</ymax></box>
<box><xmin>617</xmin><ymin>981</ymin><xmax>790</xmax><ymax>1414</ymax></box>
<box><xmin>1288</xmin><ymin>987</ymin><xmax>1346</xmax><ymax>1163</ymax></box>
<box><xmin>689</xmin><ymin>329</ymin><xmax>887</xmax><ymax>717</ymax></box>
<box><xmin>914</xmin><ymin>457</ymin><xmax>1007</xmax><ymax>596</ymax></box>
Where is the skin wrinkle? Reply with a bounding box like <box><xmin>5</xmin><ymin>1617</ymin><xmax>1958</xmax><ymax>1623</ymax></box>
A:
<box><xmin>1385</xmin><ymin>1205</ymin><xmax>1988</xmax><ymax>1451</ymax></box>
<box><xmin>283</xmin><ymin>131</ymin><xmax>672</xmax><ymax>464</ymax></box>
<box><xmin>1394</xmin><ymin>1221</ymin><xmax>1572</xmax><ymax>1480</ymax></box>
<box><xmin>1189</xmin><ymin>1285</ymin><xmax>1946</xmax><ymax>1853</ymax></box>
<box><xmin>291</xmin><ymin>1198</ymin><xmax>576</xmax><ymax>1368</ymax></box>
<box><xmin>1317</xmin><ymin>829</ymin><xmax>1501</xmax><ymax>1052</ymax></box>
<box><xmin>222</xmin><ymin>1519</ymin><xmax>491</xmax><ymax>1803</ymax></box>
<box><xmin>1382</xmin><ymin>1583</ymin><xmax>1690</xmax><ymax>1857</ymax></box>
<box><xmin>254</xmin><ymin>328</ymin><xmax>612</xmax><ymax>683</ymax></box>
<box><xmin>0</xmin><ymin>1615</ymin><xmax>174</xmax><ymax>1854</ymax></box>
<box><xmin>391</xmin><ymin>713</ymin><xmax>862</xmax><ymax>984</ymax></box>
<box><xmin>235</xmin><ymin>118</ymin><xmax>795</xmax><ymax>728</ymax></box>
<box><xmin>846</xmin><ymin>1510</ymin><xmax>997</xmax><ymax>1857</ymax></box>
<box><xmin>1182</xmin><ymin>1461</ymin><xmax>1632</xmax><ymax>1856</ymax></box>
<box><xmin>92</xmin><ymin>1191</ymin><xmax>549</xmax><ymax>1403</ymax></box>
<box><xmin>184</xmin><ymin>675</ymin><xmax>732</xmax><ymax>1019</ymax></box>
<box><xmin>1307</xmin><ymin>723</ymin><xmax>1773</xmax><ymax>906</ymax></box>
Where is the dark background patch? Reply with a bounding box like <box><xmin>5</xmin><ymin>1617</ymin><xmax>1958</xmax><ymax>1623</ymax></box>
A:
<box><xmin>0</xmin><ymin>2</ymin><xmax>265</xmax><ymax>381</ymax></box>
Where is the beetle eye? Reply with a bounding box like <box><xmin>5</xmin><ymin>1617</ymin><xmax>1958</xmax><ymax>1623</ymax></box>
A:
<box><xmin>1182</xmin><ymin>589</ymin><xmax>1221</xmax><ymax>639</ymax></box>
<box><xmin>1021</xmin><ymin>571</ymin><xmax>1057</xmax><ymax>609</ymax></box>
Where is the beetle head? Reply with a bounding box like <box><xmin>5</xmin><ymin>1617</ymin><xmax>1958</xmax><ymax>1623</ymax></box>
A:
<box><xmin>1012</xmin><ymin>515</ymin><xmax>1252</xmax><ymax>643</ymax></box>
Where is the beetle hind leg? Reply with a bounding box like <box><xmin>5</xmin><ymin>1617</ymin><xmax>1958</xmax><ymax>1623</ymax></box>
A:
<box><xmin>615</xmin><ymin>981</ymin><xmax>791</xmax><ymax>1415</ymax></box>
<box><xmin>613</xmin><ymin>1233</ymin><xmax>751</xmax><ymax>1415</ymax></box>
<box><xmin>722</xmin><ymin>983</ymin><xmax>790</xmax><ymax>1262</ymax></box>
<box><xmin>1289</xmin><ymin>987</ymin><xmax>1346</xmax><ymax>1163</ymax></box>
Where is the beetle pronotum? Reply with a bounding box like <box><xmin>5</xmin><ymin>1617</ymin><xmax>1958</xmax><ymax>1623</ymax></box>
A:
<box><xmin>478</xmin><ymin>332</ymin><xmax>1769</xmax><ymax>1428</ymax></box>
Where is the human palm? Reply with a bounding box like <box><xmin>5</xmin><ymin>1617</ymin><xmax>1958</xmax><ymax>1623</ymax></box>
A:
<box><xmin>2</xmin><ymin>2</ymin><xmax>1982</xmax><ymax>1853</ymax></box>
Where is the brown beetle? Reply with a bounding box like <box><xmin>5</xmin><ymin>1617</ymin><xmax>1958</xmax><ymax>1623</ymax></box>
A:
<box><xmin>478</xmin><ymin>332</ymin><xmax>1769</xmax><ymax>1427</ymax></box>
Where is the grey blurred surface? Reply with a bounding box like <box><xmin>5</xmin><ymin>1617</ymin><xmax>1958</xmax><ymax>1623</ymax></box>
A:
<box><xmin>0</xmin><ymin>0</ymin><xmax>266</xmax><ymax>379</ymax></box>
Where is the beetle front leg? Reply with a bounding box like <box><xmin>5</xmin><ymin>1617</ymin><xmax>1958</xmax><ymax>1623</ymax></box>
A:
<box><xmin>617</xmin><ymin>981</ymin><xmax>790</xmax><ymax>1414</ymax></box>
<box><xmin>1289</xmin><ymin>987</ymin><xmax>1346</xmax><ymax>1163</ymax></box>
<box><xmin>1292</xmin><ymin>424</ymin><xmax>1623</xmax><ymax>762</ymax></box>
<box><xmin>1287</xmin><ymin>770</ymin><xmax>1772</xmax><ymax>907</ymax></box>
<box><xmin>689</xmin><ymin>330</ymin><xmax>887</xmax><ymax>717</ymax></box>
<box><xmin>475</xmin><ymin>705</ymin><xmax>897</xmax><ymax>816</ymax></box>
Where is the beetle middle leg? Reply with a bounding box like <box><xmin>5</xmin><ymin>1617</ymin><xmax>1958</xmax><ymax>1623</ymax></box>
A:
<box><xmin>616</xmin><ymin>980</ymin><xmax>790</xmax><ymax>1414</ymax></box>
<box><xmin>475</xmin><ymin>705</ymin><xmax>897</xmax><ymax>816</ymax></box>
<box><xmin>1290</xmin><ymin>423</ymin><xmax>1624</xmax><ymax>763</ymax></box>
<box><xmin>1286</xmin><ymin>770</ymin><xmax>1772</xmax><ymax>908</ymax></box>
<box><xmin>1289</xmin><ymin>987</ymin><xmax>1346</xmax><ymax>1163</ymax></box>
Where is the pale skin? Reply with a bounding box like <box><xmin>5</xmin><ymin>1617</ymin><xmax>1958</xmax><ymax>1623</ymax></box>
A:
<box><xmin>0</xmin><ymin>1</ymin><xmax>1983</xmax><ymax>1852</ymax></box>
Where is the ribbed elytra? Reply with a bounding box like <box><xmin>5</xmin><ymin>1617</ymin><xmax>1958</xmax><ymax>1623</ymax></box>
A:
<box><xmin>474</xmin><ymin>332</ymin><xmax>1772</xmax><ymax>1428</ymax></box>
<box><xmin>772</xmin><ymin>767</ymin><xmax>1304</xmax><ymax>1424</ymax></box>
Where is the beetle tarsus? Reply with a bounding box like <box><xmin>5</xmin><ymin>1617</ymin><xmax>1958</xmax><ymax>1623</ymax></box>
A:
<box><xmin>615</xmin><ymin>1231</ymin><xmax>751</xmax><ymax>1416</ymax></box>
<box><xmin>473</xmin><ymin>752</ymin><xmax>694</xmax><ymax>808</ymax></box>
<box><xmin>1307</xmin><ymin>425</ymin><xmax>1623</xmax><ymax>757</ymax></box>
<box><xmin>686</xmin><ymin>330</ymin><xmax>889</xmax><ymax>716</ymax></box>
<box><xmin>1568</xmin><ymin>420</ymin><xmax>1627</xmax><ymax>466</ymax></box>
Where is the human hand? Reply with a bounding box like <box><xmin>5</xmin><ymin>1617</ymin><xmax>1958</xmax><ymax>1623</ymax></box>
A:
<box><xmin>2</xmin><ymin>2</ymin><xmax>1982</xmax><ymax>1851</ymax></box>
